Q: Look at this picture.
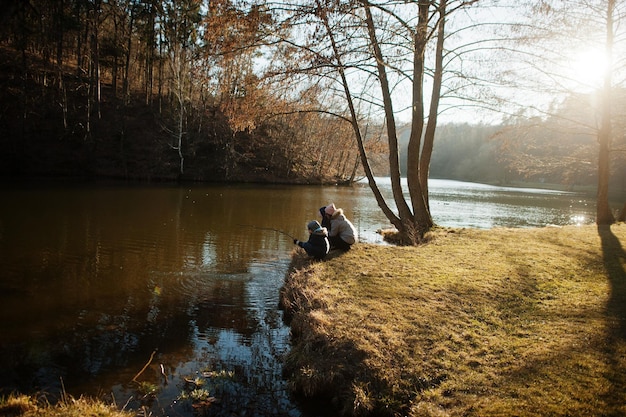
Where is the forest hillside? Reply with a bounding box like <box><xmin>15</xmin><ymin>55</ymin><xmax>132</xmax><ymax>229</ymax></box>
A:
<box><xmin>0</xmin><ymin>44</ymin><xmax>364</xmax><ymax>183</ymax></box>
<box><xmin>0</xmin><ymin>0</ymin><xmax>368</xmax><ymax>184</ymax></box>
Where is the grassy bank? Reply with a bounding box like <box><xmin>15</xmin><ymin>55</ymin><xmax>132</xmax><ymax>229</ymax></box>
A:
<box><xmin>280</xmin><ymin>224</ymin><xmax>626</xmax><ymax>417</ymax></box>
<box><xmin>0</xmin><ymin>394</ymin><xmax>133</xmax><ymax>417</ymax></box>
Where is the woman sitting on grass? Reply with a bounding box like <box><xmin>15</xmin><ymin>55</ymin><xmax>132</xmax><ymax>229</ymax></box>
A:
<box><xmin>325</xmin><ymin>204</ymin><xmax>358</xmax><ymax>251</ymax></box>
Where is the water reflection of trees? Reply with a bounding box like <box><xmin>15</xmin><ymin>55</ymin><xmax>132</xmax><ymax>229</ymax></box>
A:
<box><xmin>0</xmin><ymin>182</ymin><xmax>371</xmax><ymax>414</ymax></box>
<box><xmin>0</xmin><ymin>186</ymin><xmax>273</xmax><ymax>395</ymax></box>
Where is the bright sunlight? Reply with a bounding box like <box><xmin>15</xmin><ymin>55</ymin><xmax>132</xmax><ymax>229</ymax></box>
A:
<box><xmin>565</xmin><ymin>48</ymin><xmax>609</xmax><ymax>91</ymax></box>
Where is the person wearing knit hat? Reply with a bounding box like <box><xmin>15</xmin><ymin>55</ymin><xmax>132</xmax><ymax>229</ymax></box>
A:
<box><xmin>319</xmin><ymin>203</ymin><xmax>335</xmax><ymax>231</ymax></box>
<box><xmin>327</xmin><ymin>206</ymin><xmax>358</xmax><ymax>251</ymax></box>
<box><xmin>293</xmin><ymin>220</ymin><xmax>330</xmax><ymax>260</ymax></box>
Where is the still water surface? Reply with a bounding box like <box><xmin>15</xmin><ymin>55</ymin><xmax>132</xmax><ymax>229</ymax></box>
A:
<box><xmin>0</xmin><ymin>179</ymin><xmax>595</xmax><ymax>416</ymax></box>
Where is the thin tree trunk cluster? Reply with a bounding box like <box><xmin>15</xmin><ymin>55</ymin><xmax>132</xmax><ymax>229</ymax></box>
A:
<box><xmin>0</xmin><ymin>0</ymin><xmax>362</xmax><ymax>183</ymax></box>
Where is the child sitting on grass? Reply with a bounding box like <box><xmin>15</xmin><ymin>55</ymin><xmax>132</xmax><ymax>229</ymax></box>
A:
<box><xmin>294</xmin><ymin>220</ymin><xmax>330</xmax><ymax>260</ymax></box>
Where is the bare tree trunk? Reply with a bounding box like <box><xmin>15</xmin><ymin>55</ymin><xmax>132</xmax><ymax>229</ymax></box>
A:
<box><xmin>60</xmin><ymin>75</ymin><xmax>67</xmax><ymax>129</ymax></box>
<box><xmin>349</xmin><ymin>154</ymin><xmax>360</xmax><ymax>183</ymax></box>
<box><xmin>123</xmin><ymin>2</ymin><xmax>135</xmax><ymax>104</ymax></box>
<box><xmin>54</xmin><ymin>0</ymin><xmax>68</xmax><ymax>130</ymax></box>
<box><xmin>362</xmin><ymin>3</ymin><xmax>413</xmax><ymax>226</ymax></box>
<box><xmin>177</xmin><ymin>96</ymin><xmax>185</xmax><ymax>175</ymax></box>
<box><xmin>597</xmin><ymin>0</ymin><xmax>615</xmax><ymax>225</ymax></box>
<box><xmin>173</xmin><ymin>46</ymin><xmax>186</xmax><ymax>176</ymax></box>
<box><xmin>75</xmin><ymin>2</ymin><xmax>85</xmax><ymax>75</ymax></box>
<box><xmin>55</xmin><ymin>0</ymin><xmax>64</xmax><ymax>69</ymax></box>
<box><xmin>618</xmin><ymin>202</ymin><xmax>626</xmax><ymax>222</ymax></box>
<box><xmin>92</xmin><ymin>0</ymin><xmax>101</xmax><ymax>120</ymax></box>
<box><xmin>158</xmin><ymin>19</ymin><xmax>164</xmax><ymax>114</ymax></box>
<box><xmin>404</xmin><ymin>0</ymin><xmax>434</xmax><ymax>236</ymax></box>
<box><xmin>145</xmin><ymin>1</ymin><xmax>156</xmax><ymax>105</ymax></box>
<box><xmin>419</xmin><ymin>0</ymin><xmax>446</xmax><ymax>213</ymax></box>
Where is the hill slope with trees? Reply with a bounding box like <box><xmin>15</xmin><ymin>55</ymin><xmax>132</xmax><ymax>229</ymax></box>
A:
<box><xmin>0</xmin><ymin>1</ymin><xmax>368</xmax><ymax>183</ymax></box>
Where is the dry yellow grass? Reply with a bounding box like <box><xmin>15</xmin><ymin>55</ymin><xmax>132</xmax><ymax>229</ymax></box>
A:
<box><xmin>0</xmin><ymin>393</ymin><xmax>134</xmax><ymax>417</ymax></box>
<box><xmin>280</xmin><ymin>224</ymin><xmax>626</xmax><ymax>417</ymax></box>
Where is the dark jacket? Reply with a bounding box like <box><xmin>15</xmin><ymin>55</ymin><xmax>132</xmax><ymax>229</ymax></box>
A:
<box><xmin>298</xmin><ymin>228</ymin><xmax>330</xmax><ymax>259</ymax></box>
<box><xmin>319</xmin><ymin>206</ymin><xmax>332</xmax><ymax>230</ymax></box>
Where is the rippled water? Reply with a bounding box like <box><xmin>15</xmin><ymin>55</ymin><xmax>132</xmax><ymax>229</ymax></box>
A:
<box><xmin>427</xmin><ymin>179</ymin><xmax>595</xmax><ymax>228</ymax></box>
<box><xmin>0</xmin><ymin>179</ymin><xmax>597</xmax><ymax>416</ymax></box>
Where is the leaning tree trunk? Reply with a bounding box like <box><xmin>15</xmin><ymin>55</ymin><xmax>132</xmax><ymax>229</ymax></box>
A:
<box><xmin>315</xmin><ymin>0</ymin><xmax>403</xmax><ymax>233</ymax></box>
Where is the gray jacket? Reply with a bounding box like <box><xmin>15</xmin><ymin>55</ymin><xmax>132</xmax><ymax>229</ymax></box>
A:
<box><xmin>328</xmin><ymin>209</ymin><xmax>357</xmax><ymax>244</ymax></box>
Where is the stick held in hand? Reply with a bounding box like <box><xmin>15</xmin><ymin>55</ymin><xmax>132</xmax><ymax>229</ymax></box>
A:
<box><xmin>238</xmin><ymin>224</ymin><xmax>297</xmax><ymax>240</ymax></box>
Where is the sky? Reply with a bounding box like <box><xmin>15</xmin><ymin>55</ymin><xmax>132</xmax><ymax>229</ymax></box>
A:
<box><xmin>382</xmin><ymin>1</ymin><xmax>624</xmax><ymax>126</ymax></box>
<box><xmin>255</xmin><ymin>0</ymin><xmax>626</xmax><ymax>127</ymax></box>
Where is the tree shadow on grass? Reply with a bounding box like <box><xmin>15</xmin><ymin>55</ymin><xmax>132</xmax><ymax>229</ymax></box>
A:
<box><xmin>597</xmin><ymin>224</ymin><xmax>626</xmax><ymax>414</ymax></box>
<box><xmin>597</xmin><ymin>225</ymin><xmax>626</xmax><ymax>338</ymax></box>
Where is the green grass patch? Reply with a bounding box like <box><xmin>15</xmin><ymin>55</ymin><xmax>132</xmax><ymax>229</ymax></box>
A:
<box><xmin>281</xmin><ymin>224</ymin><xmax>626</xmax><ymax>416</ymax></box>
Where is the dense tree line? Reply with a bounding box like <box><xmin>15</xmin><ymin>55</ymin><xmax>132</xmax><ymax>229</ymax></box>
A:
<box><xmin>426</xmin><ymin>121</ymin><xmax>595</xmax><ymax>187</ymax></box>
<box><xmin>0</xmin><ymin>0</ymin><xmax>366</xmax><ymax>183</ymax></box>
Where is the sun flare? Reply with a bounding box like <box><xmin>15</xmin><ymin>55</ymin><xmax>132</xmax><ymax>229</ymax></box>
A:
<box><xmin>566</xmin><ymin>48</ymin><xmax>609</xmax><ymax>90</ymax></box>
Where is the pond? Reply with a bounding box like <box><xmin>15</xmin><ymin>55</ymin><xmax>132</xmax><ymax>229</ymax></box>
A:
<box><xmin>0</xmin><ymin>179</ymin><xmax>596</xmax><ymax>416</ymax></box>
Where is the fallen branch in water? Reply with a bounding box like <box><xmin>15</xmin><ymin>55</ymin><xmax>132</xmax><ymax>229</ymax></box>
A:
<box><xmin>132</xmin><ymin>350</ymin><xmax>156</xmax><ymax>383</ymax></box>
<box><xmin>160</xmin><ymin>363</ymin><xmax>168</xmax><ymax>384</ymax></box>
